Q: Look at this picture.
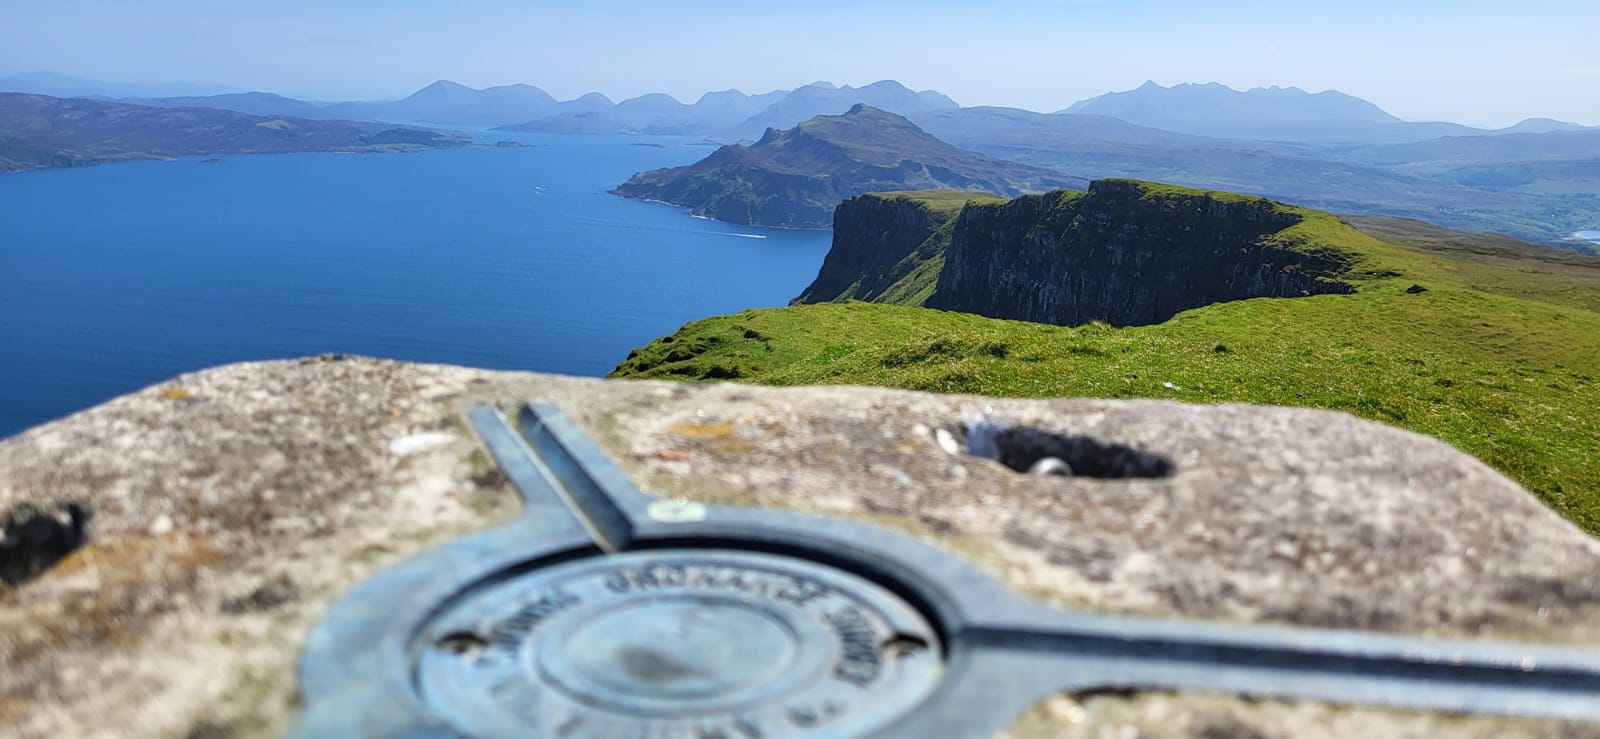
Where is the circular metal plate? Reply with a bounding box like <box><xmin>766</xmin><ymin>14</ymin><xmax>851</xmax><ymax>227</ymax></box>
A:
<box><xmin>415</xmin><ymin>549</ymin><xmax>944</xmax><ymax>738</ymax></box>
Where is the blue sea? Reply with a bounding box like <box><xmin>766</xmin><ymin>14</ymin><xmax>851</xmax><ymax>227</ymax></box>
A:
<box><xmin>0</xmin><ymin>135</ymin><xmax>832</xmax><ymax>438</ymax></box>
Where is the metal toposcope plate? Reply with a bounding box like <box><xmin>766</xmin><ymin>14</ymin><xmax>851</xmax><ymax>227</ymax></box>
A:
<box><xmin>291</xmin><ymin>402</ymin><xmax>1600</xmax><ymax>739</ymax></box>
<box><xmin>416</xmin><ymin>549</ymin><xmax>942</xmax><ymax>738</ymax></box>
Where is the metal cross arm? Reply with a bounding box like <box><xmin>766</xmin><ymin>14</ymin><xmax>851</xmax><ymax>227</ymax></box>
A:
<box><xmin>290</xmin><ymin>402</ymin><xmax>1600</xmax><ymax>738</ymax></box>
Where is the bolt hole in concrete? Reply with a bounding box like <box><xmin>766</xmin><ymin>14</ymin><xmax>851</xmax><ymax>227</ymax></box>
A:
<box><xmin>961</xmin><ymin>421</ymin><xmax>1174</xmax><ymax>479</ymax></box>
<box><xmin>436</xmin><ymin>631</ymin><xmax>490</xmax><ymax>656</ymax></box>
<box><xmin>0</xmin><ymin>501</ymin><xmax>90</xmax><ymax>587</ymax></box>
<box><xmin>881</xmin><ymin>633</ymin><xmax>931</xmax><ymax>657</ymax></box>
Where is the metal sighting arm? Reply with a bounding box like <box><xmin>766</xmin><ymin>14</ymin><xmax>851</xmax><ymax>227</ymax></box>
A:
<box><xmin>291</xmin><ymin>402</ymin><xmax>1600</xmax><ymax>738</ymax></box>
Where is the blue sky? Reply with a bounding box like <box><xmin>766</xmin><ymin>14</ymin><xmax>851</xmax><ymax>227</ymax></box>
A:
<box><xmin>6</xmin><ymin>0</ymin><xmax>1598</xmax><ymax>127</ymax></box>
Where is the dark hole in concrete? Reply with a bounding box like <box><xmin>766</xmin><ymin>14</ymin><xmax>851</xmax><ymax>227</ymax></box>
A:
<box><xmin>436</xmin><ymin>631</ymin><xmax>490</xmax><ymax>656</ymax></box>
<box><xmin>1</xmin><ymin>501</ymin><xmax>90</xmax><ymax>587</ymax></box>
<box><xmin>964</xmin><ymin>424</ymin><xmax>1174</xmax><ymax>479</ymax></box>
<box><xmin>882</xmin><ymin>633</ymin><xmax>931</xmax><ymax>657</ymax></box>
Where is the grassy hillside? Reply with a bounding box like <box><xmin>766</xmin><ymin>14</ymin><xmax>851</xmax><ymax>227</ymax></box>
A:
<box><xmin>613</xmin><ymin>188</ymin><xmax>1600</xmax><ymax>536</ymax></box>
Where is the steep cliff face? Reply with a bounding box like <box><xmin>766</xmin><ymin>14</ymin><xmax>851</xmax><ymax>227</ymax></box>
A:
<box><xmin>793</xmin><ymin>191</ymin><xmax>987</xmax><ymax>305</ymax></box>
<box><xmin>928</xmin><ymin>180</ymin><xmax>1356</xmax><ymax>326</ymax></box>
<box><xmin>796</xmin><ymin>179</ymin><xmax>1357</xmax><ymax>326</ymax></box>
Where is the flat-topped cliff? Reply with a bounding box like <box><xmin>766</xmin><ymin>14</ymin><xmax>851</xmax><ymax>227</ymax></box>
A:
<box><xmin>798</xmin><ymin>179</ymin><xmax>1359</xmax><ymax>326</ymax></box>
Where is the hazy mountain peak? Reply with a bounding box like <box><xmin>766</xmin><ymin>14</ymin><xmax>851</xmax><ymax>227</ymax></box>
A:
<box><xmin>0</xmin><ymin>71</ymin><xmax>242</xmax><ymax>99</ymax></box>
<box><xmin>480</xmin><ymin>84</ymin><xmax>557</xmax><ymax>104</ymax></box>
<box><xmin>1501</xmin><ymin>117</ymin><xmax>1587</xmax><ymax>134</ymax></box>
<box><xmin>616</xmin><ymin>92</ymin><xmax>688</xmax><ymax>113</ymax></box>
<box><xmin>416</xmin><ymin>79</ymin><xmax>473</xmax><ymax>93</ymax></box>
<box><xmin>1060</xmin><ymin>80</ymin><xmax>1409</xmax><ymax>141</ymax></box>
<box><xmin>622</xmin><ymin>92</ymin><xmax>685</xmax><ymax>104</ymax></box>
<box><xmin>730</xmin><ymin>80</ymin><xmax>958</xmax><ymax>138</ymax></box>
<box><xmin>403</xmin><ymin>80</ymin><xmax>477</xmax><ymax>103</ymax></box>
<box><xmin>696</xmin><ymin>89</ymin><xmax>750</xmax><ymax>105</ymax></box>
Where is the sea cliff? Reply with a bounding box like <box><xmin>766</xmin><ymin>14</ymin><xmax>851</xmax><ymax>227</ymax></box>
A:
<box><xmin>798</xmin><ymin>179</ymin><xmax>1357</xmax><ymax>326</ymax></box>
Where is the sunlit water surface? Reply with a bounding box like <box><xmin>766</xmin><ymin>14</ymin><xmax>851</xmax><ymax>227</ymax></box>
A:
<box><xmin>0</xmin><ymin>134</ymin><xmax>832</xmax><ymax>437</ymax></box>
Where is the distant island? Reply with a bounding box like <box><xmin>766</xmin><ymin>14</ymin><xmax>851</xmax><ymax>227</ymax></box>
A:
<box><xmin>611</xmin><ymin>104</ymin><xmax>1084</xmax><ymax>228</ymax></box>
<box><xmin>0</xmin><ymin>93</ymin><xmax>468</xmax><ymax>175</ymax></box>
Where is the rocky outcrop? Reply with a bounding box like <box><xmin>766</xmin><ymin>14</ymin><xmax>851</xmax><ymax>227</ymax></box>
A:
<box><xmin>2</xmin><ymin>357</ymin><xmax>1599</xmax><ymax>737</ymax></box>
<box><xmin>613</xmin><ymin>105</ymin><xmax>1083</xmax><ymax>228</ymax></box>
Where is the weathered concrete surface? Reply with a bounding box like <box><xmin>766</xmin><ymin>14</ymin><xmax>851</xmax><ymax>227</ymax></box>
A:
<box><xmin>1</xmin><ymin>356</ymin><xmax>1598</xmax><ymax>738</ymax></box>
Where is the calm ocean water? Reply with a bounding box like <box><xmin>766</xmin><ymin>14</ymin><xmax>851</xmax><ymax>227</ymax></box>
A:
<box><xmin>0</xmin><ymin>134</ymin><xmax>832</xmax><ymax>438</ymax></box>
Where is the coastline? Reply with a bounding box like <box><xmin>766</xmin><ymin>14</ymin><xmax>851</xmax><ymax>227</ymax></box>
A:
<box><xmin>607</xmin><ymin>190</ymin><xmax>833</xmax><ymax>231</ymax></box>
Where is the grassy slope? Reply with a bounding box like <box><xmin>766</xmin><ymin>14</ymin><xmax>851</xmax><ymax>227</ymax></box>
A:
<box><xmin>838</xmin><ymin>190</ymin><xmax>1006</xmax><ymax>305</ymax></box>
<box><xmin>613</xmin><ymin>188</ymin><xmax>1600</xmax><ymax>535</ymax></box>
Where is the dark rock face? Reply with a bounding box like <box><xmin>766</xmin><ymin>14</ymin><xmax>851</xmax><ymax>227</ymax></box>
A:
<box><xmin>792</xmin><ymin>193</ymin><xmax>954</xmax><ymax>304</ymax></box>
<box><xmin>926</xmin><ymin>180</ymin><xmax>1356</xmax><ymax>326</ymax></box>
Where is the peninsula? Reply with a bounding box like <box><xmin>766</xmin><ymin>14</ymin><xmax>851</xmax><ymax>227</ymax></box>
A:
<box><xmin>611</xmin><ymin>104</ymin><xmax>1083</xmax><ymax>228</ymax></box>
<box><xmin>0</xmin><ymin>93</ymin><xmax>467</xmax><ymax>175</ymax></box>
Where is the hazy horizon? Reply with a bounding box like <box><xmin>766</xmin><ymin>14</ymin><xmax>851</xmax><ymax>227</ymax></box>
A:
<box><xmin>6</xmin><ymin>0</ymin><xmax>1599</xmax><ymax>128</ymax></box>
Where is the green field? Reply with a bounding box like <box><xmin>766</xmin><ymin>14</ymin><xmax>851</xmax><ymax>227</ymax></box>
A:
<box><xmin>613</xmin><ymin>190</ymin><xmax>1600</xmax><ymax>535</ymax></box>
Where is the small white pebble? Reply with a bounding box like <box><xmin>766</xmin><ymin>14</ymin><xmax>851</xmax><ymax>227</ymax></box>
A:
<box><xmin>149</xmin><ymin>515</ymin><xmax>174</xmax><ymax>536</ymax></box>
<box><xmin>934</xmin><ymin>428</ymin><xmax>961</xmax><ymax>455</ymax></box>
<box><xmin>389</xmin><ymin>432</ymin><xmax>456</xmax><ymax>456</ymax></box>
<box><xmin>1028</xmin><ymin>457</ymin><xmax>1073</xmax><ymax>476</ymax></box>
<box><xmin>870</xmin><ymin>463</ymin><xmax>915</xmax><ymax>486</ymax></box>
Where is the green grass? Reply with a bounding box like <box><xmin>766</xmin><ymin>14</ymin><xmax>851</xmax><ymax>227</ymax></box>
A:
<box><xmin>613</xmin><ymin>187</ymin><xmax>1600</xmax><ymax>536</ymax></box>
<box><xmin>870</xmin><ymin>189</ymin><xmax>1010</xmax><ymax>216</ymax></box>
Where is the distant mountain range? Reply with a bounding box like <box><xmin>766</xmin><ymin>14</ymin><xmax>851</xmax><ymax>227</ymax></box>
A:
<box><xmin>2</xmin><ymin>73</ymin><xmax>1595</xmax><ymax>246</ymax></box>
<box><xmin>0</xmin><ymin>71</ymin><xmax>242</xmax><ymax>99</ymax></box>
<box><xmin>502</xmin><ymin>80</ymin><xmax>959</xmax><ymax>137</ymax></box>
<box><xmin>1059</xmin><ymin>81</ymin><xmax>1589</xmax><ymax>144</ymax></box>
<box><xmin>0</xmin><ymin>93</ymin><xmax>466</xmax><ymax>174</ymax></box>
<box><xmin>612</xmin><ymin>104</ymin><xmax>1082</xmax><ymax>228</ymax></box>
<box><xmin>31</xmin><ymin>77</ymin><xmax>961</xmax><ymax>134</ymax></box>
<box><xmin>4</xmin><ymin>74</ymin><xmax>1588</xmax><ymax>145</ymax></box>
